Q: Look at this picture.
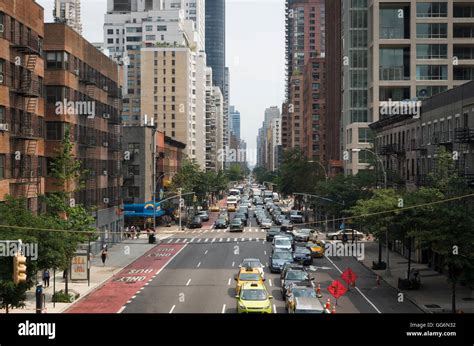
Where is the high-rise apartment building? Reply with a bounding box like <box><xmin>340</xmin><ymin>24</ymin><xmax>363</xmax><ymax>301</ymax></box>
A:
<box><xmin>205</xmin><ymin>0</ymin><xmax>225</xmax><ymax>91</ymax></box>
<box><xmin>282</xmin><ymin>0</ymin><xmax>327</xmax><ymax>165</ymax></box>
<box><xmin>205</xmin><ymin>67</ymin><xmax>224</xmax><ymax>172</ymax></box>
<box><xmin>0</xmin><ymin>0</ymin><xmax>45</xmax><ymax>212</ymax></box>
<box><xmin>229</xmin><ymin>105</ymin><xmax>241</xmax><ymax>142</ymax></box>
<box><xmin>43</xmin><ymin>23</ymin><xmax>124</xmax><ymax>242</ymax></box>
<box><xmin>54</xmin><ymin>0</ymin><xmax>83</xmax><ymax>35</ymax></box>
<box><xmin>257</xmin><ymin>106</ymin><xmax>281</xmax><ymax>170</ymax></box>
<box><xmin>342</xmin><ymin>0</ymin><xmax>474</xmax><ymax>174</ymax></box>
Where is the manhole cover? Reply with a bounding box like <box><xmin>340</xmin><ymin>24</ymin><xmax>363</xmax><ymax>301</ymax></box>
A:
<box><xmin>425</xmin><ymin>304</ymin><xmax>441</xmax><ymax>309</ymax></box>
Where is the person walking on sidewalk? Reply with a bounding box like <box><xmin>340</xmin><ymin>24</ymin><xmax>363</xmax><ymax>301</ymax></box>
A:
<box><xmin>42</xmin><ymin>269</ymin><xmax>50</xmax><ymax>288</ymax></box>
<box><xmin>101</xmin><ymin>246</ymin><xmax>108</xmax><ymax>266</ymax></box>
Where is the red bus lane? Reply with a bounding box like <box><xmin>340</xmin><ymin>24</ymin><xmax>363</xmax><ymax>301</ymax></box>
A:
<box><xmin>66</xmin><ymin>244</ymin><xmax>186</xmax><ymax>313</ymax></box>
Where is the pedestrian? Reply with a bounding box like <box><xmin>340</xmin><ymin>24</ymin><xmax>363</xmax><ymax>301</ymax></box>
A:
<box><xmin>125</xmin><ymin>226</ymin><xmax>130</xmax><ymax>239</ymax></box>
<box><xmin>136</xmin><ymin>226</ymin><xmax>141</xmax><ymax>239</ymax></box>
<box><xmin>101</xmin><ymin>246</ymin><xmax>108</xmax><ymax>266</ymax></box>
<box><xmin>131</xmin><ymin>226</ymin><xmax>136</xmax><ymax>240</ymax></box>
<box><xmin>42</xmin><ymin>269</ymin><xmax>50</xmax><ymax>288</ymax></box>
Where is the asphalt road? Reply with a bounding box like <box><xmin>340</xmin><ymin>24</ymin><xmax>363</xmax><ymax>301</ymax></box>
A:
<box><xmin>121</xmin><ymin>208</ymin><xmax>422</xmax><ymax>314</ymax></box>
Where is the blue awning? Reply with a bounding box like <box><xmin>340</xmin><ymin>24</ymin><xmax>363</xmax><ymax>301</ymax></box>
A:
<box><xmin>124</xmin><ymin>202</ymin><xmax>166</xmax><ymax>219</ymax></box>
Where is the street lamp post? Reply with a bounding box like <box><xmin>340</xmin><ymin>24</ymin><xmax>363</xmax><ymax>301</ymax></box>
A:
<box><xmin>352</xmin><ymin>148</ymin><xmax>390</xmax><ymax>276</ymax></box>
<box><xmin>308</xmin><ymin>160</ymin><xmax>329</xmax><ymax>181</ymax></box>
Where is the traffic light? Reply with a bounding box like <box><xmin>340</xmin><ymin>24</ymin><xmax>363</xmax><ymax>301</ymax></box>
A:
<box><xmin>13</xmin><ymin>254</ymin><xmax>27</xmax><ymax>285</ymax></box>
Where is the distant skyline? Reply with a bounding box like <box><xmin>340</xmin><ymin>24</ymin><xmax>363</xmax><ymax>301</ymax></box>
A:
<box><xmin>37</xmin><ymin>0</ymin><xmax>286</xmax><ymax>151</ymax></box>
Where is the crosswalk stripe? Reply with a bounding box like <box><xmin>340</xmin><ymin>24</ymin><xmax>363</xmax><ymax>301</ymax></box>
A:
<box><xmin>167</xmin><ymin>239</ymin><xmax>173</xmax><ymax>243</ymax></box>
<box><xmin>197</xmin><ymin>238</ymin><xmax>202</xmax><ymax>243</ymax></box>
<box><xmin>205</xmin><ymin>238</ymin><xmax>209</xmax><ymax>242</ymax></box>
<box><xmin>211</xmin><ymin>238</ymin><xmax>216</xmax><ymax>243</ymax></box>
<box><xmin>227</xmin><ymin>238</ymin><xmax>230</xmax><ymax>242</ymax></box>
<box><xmin>190</xmin><ymin>238</ymin><xmax>195</xmax><ymax>243</ymax></box>
<box><xmin>219</xmin><ymin>238</ymin><xmax>223</xmax><ymax>242</ymax></box>
<box><xmin>211</xmin><ymin>230</ymin><xmax>215</xmax><ymax>233</ymax></box>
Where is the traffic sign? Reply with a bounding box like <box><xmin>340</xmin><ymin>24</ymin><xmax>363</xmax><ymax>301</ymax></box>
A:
<box><xmin>341</xmin><ymin>268</ymin><xmax>357</xmax><ymax>286</ymax></box>
<box><xmin>327</xmin><ymin>279</ymin><xmax>347</xmax><ymax>299</ymax></box>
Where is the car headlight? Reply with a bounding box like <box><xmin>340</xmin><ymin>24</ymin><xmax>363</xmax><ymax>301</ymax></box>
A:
<box><xmin>238</xmin><ymin>302</ymin><xmax>246</xmax><ymax>309</ymax></box>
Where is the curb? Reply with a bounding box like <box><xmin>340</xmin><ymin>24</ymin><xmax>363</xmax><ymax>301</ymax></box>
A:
<box><xmin>357</xmin><ymin>257</ymin><xmax>429</xmax><ymax>313</ymax></box>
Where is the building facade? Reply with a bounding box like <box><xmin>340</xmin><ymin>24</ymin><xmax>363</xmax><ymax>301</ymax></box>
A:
<box><xmin>343</xmin><ymin>0</ymin><xmax>474</xmax><ymax>175</ymax></box>
<box><xmin>0</xmin><ymin>0</ymin><xmax>45</xmax><ymax>212</ymax></box>
<box><xmin>229</xmin><ymin>105</ymin><xmax>240</xmax><ymax>141</ymax></box>
<box><xmin>43</xmin><ymin>23</ymin><xmax>124</xmax><ymax>241</ymax></box>
<box><xmin>205</xmin><ymin>0</ymin><xmax>225</xmax><ymax>92</ymax></box>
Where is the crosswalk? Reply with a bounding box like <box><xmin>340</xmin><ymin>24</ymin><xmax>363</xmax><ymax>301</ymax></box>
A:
<box><xmin>163</xmin><ymin>237</ymin><xmax>266</xmax><ymax>244</ymax></box>
<box><xmin>186</xmin><ymin>228</ymin><xmax>266</xmax><ymax>234</ymax></box>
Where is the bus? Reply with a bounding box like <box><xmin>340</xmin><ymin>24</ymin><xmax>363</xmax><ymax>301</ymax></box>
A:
<box><xmin>228</xmin><ymin>189</ymin><xmax>241</xmax><ymax>202</ymax></box>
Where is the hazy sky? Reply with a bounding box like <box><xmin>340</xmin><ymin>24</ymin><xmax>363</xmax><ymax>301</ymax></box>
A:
<box><xmin>37</xmin><ymin>0</ymin><xmax>286</xmax><ymax>153</ymax></box>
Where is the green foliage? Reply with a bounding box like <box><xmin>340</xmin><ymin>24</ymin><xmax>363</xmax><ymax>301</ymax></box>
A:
<box><xmin>225</xmin><ymin>164</ymin><xmax>244</xmax><ymax>182</ymax></box>
<box><xmin>52</xmin><ymin>290</ymin><xmax>79</xmax><ymax>303</ymax></box>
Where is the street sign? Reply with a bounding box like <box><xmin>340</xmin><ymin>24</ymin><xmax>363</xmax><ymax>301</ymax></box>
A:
<box><xmin>341</xmin><ymin>268</ymin><xmax>357</xmax><ymax>286</ymax></box>
<box><xmin>327</xmin><ymin>279</ymin><xmax>347</xmax><ymax>299</ymax></box>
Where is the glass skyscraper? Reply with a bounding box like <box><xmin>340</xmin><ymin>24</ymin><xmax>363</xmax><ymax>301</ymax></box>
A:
<box><xmin>205</xmin><ymin>0</ymin><xmax>226</xmax><ymax>91</ymax></box>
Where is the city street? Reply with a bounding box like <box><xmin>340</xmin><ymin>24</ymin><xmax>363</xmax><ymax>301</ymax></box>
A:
<box><xmin>70</xmin><ymin>209</ymin><xmax>422</xmax><ymax>314</ymax></box>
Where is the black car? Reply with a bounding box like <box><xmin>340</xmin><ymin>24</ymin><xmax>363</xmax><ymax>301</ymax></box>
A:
<box><xmin>269</xmin><ymin>251</ymin><xmax>294</xmax><ymax>273</ymax></box>
<box><xmin>281</xmin><ymin>220</ymin><xmax>294</xmax><ymax>232</ymax></box>
<box><xmin>234</xmin><ymin>213</ymin><xmax>248</xmax><ymax>226</ymax></box>
<box><xmin>266</xmin><ymin>227</ymin><xmax>282</xmax><ymax>241</ymax></box>
<box><xmin>229</xmin><ymin>218</ymin><xmax>244</xmax><ymax>232</ymax></box>
<box><xmin>188</xmin><ymin>216</ymin><xmax>202</xmax><ymax>229</ymax></box>
<box><xmin>293</xmin><ymin>246</ymin><xmax>313</xmax><ymax>266</ymax></box>
<box><xmin>214</xmin><ymin>218</ymin><xmax>228</xmax><ymax>229</ymax></box>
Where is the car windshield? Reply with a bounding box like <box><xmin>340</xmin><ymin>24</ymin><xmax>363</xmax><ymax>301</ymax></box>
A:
<box><xmin>295</xmin><ymin>248</ymin><xmax>310</xmax><ymax>254</ymax></box>
<box><xmin>298</xmin><ymin>229</ymin><xmax>311</xmax><ymax>235</ymax></box>
<box><xmin>241</xmin><ymin>289</ymin><xmax>267</xmax><ymax>301</ymax></box>
<box><xmin>242</xmin><ymin>260</ymin><xmax>261</xmax><ymax>268</ymax></box>
<box><xmin>286</xmin><ymin>271</ymin><xmax>309</xmax><ymax>281</ymax></box>
<box><xmin>293</xmin><ymin>288</ymin><xmax>316</xmax><ymax>298</ymax></box>
<box><xmin>269</xmin><ymin>228</ymin><xmax>280</xmax><ymax>233</ymax></box>
<box><xmin>239</xmin><ymin>273</ymin><xmax>261</xmax><ymax>281</ymax></box>
<box><xmin>263</xmin><ymin>219</ymin><xmax>271</xmax><ymax>223</ymax></box>
<box><xmin>273</xmin><ymin>252</ymin><xmax>293</xmax><ymax>260</ymax></box>
<box><xmin>275</xmin><ymin>239</ymin><xmax>291</xmax><ymax>246</ymax></box>
<box><xmin>217</xmin><ymin>219</ymin><xmax>226</xmax><ymax>223</ymax></box>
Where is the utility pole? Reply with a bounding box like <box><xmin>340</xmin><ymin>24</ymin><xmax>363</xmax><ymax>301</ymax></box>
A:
<box><xmin>178</xmin><ymin>188</ymin><xmax>182</xmax><ymax>230</ymax></box>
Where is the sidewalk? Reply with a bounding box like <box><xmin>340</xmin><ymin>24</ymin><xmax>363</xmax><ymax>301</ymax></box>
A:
<box><xmin>360</xmin><ymin>241</ymin><xmax>474</xmax><ymax>313</ymax></box>
<box><xmin>3</xmin><ymin>226</ymin><xmax>177</xmax><ymax>314</ymax></box>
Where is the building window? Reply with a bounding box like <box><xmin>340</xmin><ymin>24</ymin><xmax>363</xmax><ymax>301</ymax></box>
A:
<box><xmin>416</xmin><ymin>44</ymin><xmax>448</xmax><ymax>59</ymax></box>
<box><xmin>157</xmin><ymin>25</ymin><xmax>167</xmax><ymax>31</ymax></box>
<box><xmin>128</xmin><ymin>165</ymin><xmax>140</xmax><ymax>176</ymax></box>
<box><xmin>358</xmin><ymin>128</ymin><xmax>371</xmax><ymax>143</ymax></box>
<box><xmin>128</xmin><ymin>187</ymin><xmax>139</xmax><ymax>198</ymax></box>
<box><xmin>46</xmin><ymin>51</ymin><xmax>67</xmax><ymax>69</ymax></box>
<box><xmin>46</xmin><ymin>122</ymin><xmax>64</xmax><ymax>140</ymax></box>
<box><xmin>416</xmin><ymin>65</ymin><xmax>447</xmax><ymax>80</ymax></box>
<box><xmin>0</xmin><ymin>106</ymin><xmax>5</xmax><ymax>123</ymax></box>
<box><xmin>416</xmin><ymin>2</ymin><xmax>447</xmax><ymax>17</ymax></box>
<box><xmin>145</xmin><ymin>35</ymin><xmax>156</xmax><ymax>41</ymax></box>
<box><xmin>0</xmin><ymin>59</ymin><xmax>4</xmax><ymax>85</ymax></box>
<box><xmin>416</xmin><ymin>23</ymin><xmax>447</xmax><ymax>38</ymax></box>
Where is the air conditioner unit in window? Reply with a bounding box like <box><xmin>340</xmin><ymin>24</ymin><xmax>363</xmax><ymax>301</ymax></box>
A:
<box><xmin>103</xmin><ymin>170</ymin><xmax>108</xmax><ymax>176</ymax></box>
<box><xmin>0</xmin><ymin>73</ymin><xmax>4</xmax><ymax>84</ymax></box>
<box><xmin>74</xmin><ymin>69</ymin><xmax>80</xmax><ymax>76</ymax></box>
<box><xmin>103</xmin><ymin>198</ymin><xmax>109</xmax><ymax>204</ymax></box>
<box><xmin>0</xmin><ymin>123</ymin><xmax>9</xmax><ymax>132</ymax></box>
<box><xmin>103</xmin><ymin>141</ymin><xmax>109</xmax><ymax>147</ymax></box>
<box><xmin>103</xmin><ymin>85</ymin><xmax>109</xmax><ymax>91</ymax></box>
<box><xmin>103</xmin><ymin>113</ymin><xmax>110</xmax><ymax>119</ymax></box>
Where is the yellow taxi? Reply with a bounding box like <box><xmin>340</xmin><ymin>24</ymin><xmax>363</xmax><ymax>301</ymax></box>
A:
<box><xmin>209</xmin><ymin>205</ymin><xmax>220</xmax><ymax>212</ymax></box>
<box><xmin>236</xmin><ymin>282</ymin><xmax>273</xmax><ymax>314</ymax></box>
<box><xmin>227</xmin><ymin>204</ymin><xmax>237</xmax><ymax>212</ymax></box>
<box><xmin>234</xmin><ymin>267</ymin><xmax>263</xmax><ymax>295</ymax></box>
<box><xmin>306</xmin><ymin>240</ymin><xmax>326</xmax><ymax>258</ymax></box>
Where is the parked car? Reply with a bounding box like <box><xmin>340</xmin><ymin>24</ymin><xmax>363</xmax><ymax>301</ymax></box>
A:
<box><xmin>293</xmin><ymin>246</ymin><xmax>313</xmax><ymax>266</ymax></box>
<box><xmin>269</xmin><ymin>251</ymin><xmax>294</xmax><ymax>273</ymax></box>
<box><xmin>188</xmin><ymin>216</ymin><xmax>202</xmax><ymax>229</ymax></box>
<box><xmin>327</xmin><ymin>229</ymin><xmax>364</xmax><ymax>241</ymax></box>
<box><xmin>230</xmin><ymin>218</ymin><xmax>244</xmax><ymax>232</ymax></box>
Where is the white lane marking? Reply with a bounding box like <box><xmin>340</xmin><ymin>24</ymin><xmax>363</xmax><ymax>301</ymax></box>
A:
<box><xmin>273</xmin><ymin>304</ymin><xmax>277</xmax><ymax>313</ymax></box>
<box><xmin>197</xmin><ymin>238</ymin><xmax>202</xmax><ymax>243</ymax></box>
<box><xmin>131</xmin><ymin>295</ymin><xmax>137</xmax><ymax>299</ymax></box>
<box><xmin>145</xmin><ymin>282</ymin><xmax>149</xmax><ymax>286</ymax></box>
<box><xmin>217</xmin><ymin>229</ymin><xmax>221</xmax><ymax>233</ymax></box>
<box><xmin>167</xmin><ymin>239</ymin><xmax>173</xmax><ymax>243</ymax></box>
<box><xmin>191</xmin><ymin>230</ymin><xmax>197</xmax><ymax>234</ymax></box>
<box><xmin>197</xmin><ymin>262</ymin><xmax>201</xmax><ymax>268</ymax></box>
<box><xmin>204</xmin><ymin>250</ymin><xmax>209</xmax><ymax>255</ymax></box>
<box><xmin>219</xmin><ymin>238</ymin><xmax>223</xmax><ymax>242</ymax></box>
<box><xmin>269</xmin><ymin>279</ymin><xmax>273</xmax><ymax>287</ymax></box>
<box><xmin>228</xmin><ymin>278</ymin><xmax>231</xmax><ymax>285</ymax></box>
<box><xmin>169</xmin><ymin>305</ymin><xmax>176</xmax><ymax>313</ymax></box>
<box><xmin>265</xmin><ymin>262</ymin><xmax>268</xmax><ymax>267</ymax></box>
<box><xmin>249</xmin><ymin>237</ymin><xmax>252</xmax><ymax>241</ymax></box>
<box><xmin>211</xmin><ymin>229</ymin><xmax>215</xmax><ymax>233</ymax></box>
<box><xmin>190</xmin><ymin>237</ymin><xmax>195</xmax><ymax>243</ymax></box>
<box><xmin>234</xmin><ymin>238</ymin><xmax>237</xmax><ymax>242</ymax></box>
<box><xmin>264</xmin><ymin>251</ymin><xmax>267</xmax><ymax>255</ymax></box>
<box><xmin>222</xmin><ymin>304</ymin><xmax>226</xmax><ymax>313</ymax></box>
<box><xmin>205</xmin><ymin>238</ymin><xmax>209</xmax><ymax>242</ymax></box>
<box><xmin>263</xmin><ymin>239</ymin><xmax>266</xmax><ymax>244</ymax></box>
<box><xmin>211</xmin><ymin>238</ymin><xmax>216</xmax><ymax>243</ymax></box>
<box><xmin>127</xmin><ymin>300</ymin><xmax>132</xmax><ymax>304</ymax></box>
<box><xmin>117</xmin><ymin>306</ymin><xmax>126</xmax><ymax>313</ymax></box>
<box><xmin>203</xmin><ymin>230</ymin><xmax>208</xmax><ymax>233</ymax></box>
<box><xmin>324</xmin><ymin>255</ymin><xmax>382</xmax><ymax>314</ymax></box>
<box><xmin>227</xmin><ymin>238</ymin><xmax>230</xmax><ymax>242</ymax></box>
<box><xmin>232</xmin><ymin>261</ymin><xmax>235</xmax><ymax>267</ymax></box>
<box><xmin>186</xmin><ymin>278</ymin><xmax>191</xmax><ymax>286</ymax></box>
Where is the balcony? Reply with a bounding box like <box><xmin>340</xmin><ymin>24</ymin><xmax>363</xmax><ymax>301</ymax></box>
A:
<box><xmin>11</xmin><ymin>34</ymin><xmax>41</xmax><ymax>55</ymax></box>
<box><xmin>10</xmin><ymin>115</ymin><xmax>43</xmax><ymax>139</ymax></box>
<box><xmin>378</xmin><ymin>144</ymin><xmax>405</xmax><ymax>156</ymax></box>
<box><xmin>379</xmin><ymin>66</ymin><xmax>410</xmax><ymax>81</ymax></box>
<box><xmin>455</xmin><ymin>128</ymin><xmax>474</xmax><ymax>142</ymax></box>
<box><xmin>11</xmin><ymin>73</ymin><xmax>42</xmax><ymax>97</ymax></box>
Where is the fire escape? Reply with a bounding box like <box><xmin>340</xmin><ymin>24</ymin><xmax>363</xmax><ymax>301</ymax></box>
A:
<box><xmin>9</xmin><ymin>30</ymin><xmax>42</xmax><ymax>200</ymax></box>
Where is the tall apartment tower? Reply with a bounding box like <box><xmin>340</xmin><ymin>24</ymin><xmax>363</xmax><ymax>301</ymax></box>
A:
<box><xmin>282</xmin><ymin>0</ymin><xmax>327</xmax><ymax>163</ymax></box>
<box><xmin>44</xmin><ymin>23</ymin><xmax>124</xmax><ymax>241</ymax></box>
<box><xmin>0</xmin><ymin>0</ymin><xmax>46</xmax><ymax>213</ymax></box>
<box><xmin>229</xmin><ymin>105</ymin><xmax>241</xmax><ymax>142</ymax></box>
<box><xmin>342</xmin><ymin>0</ymin><xmax>474</xmax><ymax>175</ymax></box>
<box><xmin>205</xmin><ymin>0</ymin><xmax>225</xmax><ymax>91</ymax></box>
<box><xmin>54</xmin><ymin>0</ymin><xmax>83</xmax><ymax>35</ymax></box>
